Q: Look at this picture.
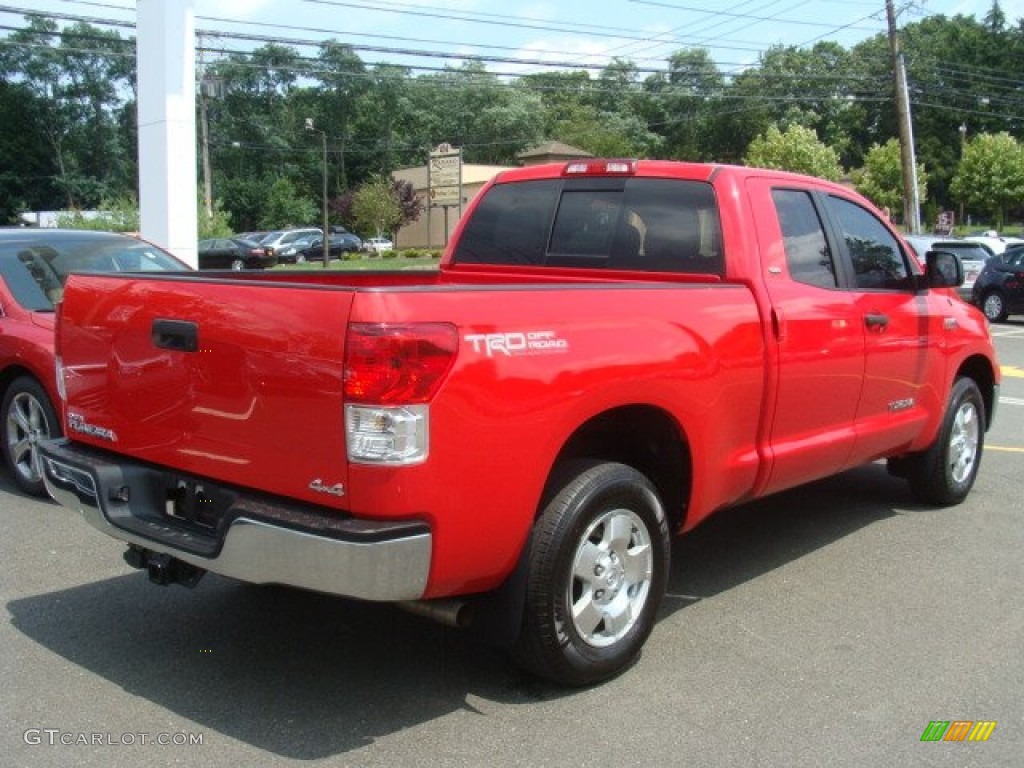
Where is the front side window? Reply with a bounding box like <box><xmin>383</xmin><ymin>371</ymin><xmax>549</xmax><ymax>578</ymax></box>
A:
<box><xmin>828</xmin><ymin>195</ymin><xmax>911</xmax><ymax>290</ymax></box>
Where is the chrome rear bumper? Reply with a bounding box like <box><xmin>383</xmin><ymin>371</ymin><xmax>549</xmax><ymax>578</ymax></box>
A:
<box><xmin>39</xmin><ymin>439</ymin><xmax>431</xmax><ymax>601</ymax></box>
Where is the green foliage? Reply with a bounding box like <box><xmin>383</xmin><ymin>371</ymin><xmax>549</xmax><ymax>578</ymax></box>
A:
<box><xmin>853</xmin><ymin>139</ymin><xmax>929</xmax><ymax>213</ymax></box>
<box><xmin>0</xmin><ymin>18</ymin><xmax>134</xmax><ymax>210</ymax></box>
<box><xmin>55</xmin><ymin>195</ymin><xmax>139</xmax><ymax>231</ymax></box>
<box><xmin>198</xmin><ymin>194</ymin><xmax>234</xmax><ymax>239</ymax></box>
<box><xmin>950</xmin><ymin>132</ymin><xmax>1024</xmax><ymax>230</ymax></box>
<box><xmin>743</xmin><ymin>125</ymin><xmax>844</xmax><ymax>181</ymax></box>
<box><xmin>260</xmin><ymin>177</ymin><xmax>317</xmax><ymax>230</ymax></box>
<box><xmin>399</xmin><ymin>248</ymin><xmax>442</xmax><ymax>259</ymax></box>
<box><xmin>351</xmin><ymin>176</ymin><xmax>402</xmax><ymax>239</ymax></box>
<box><xmin>4</xmin><ymin>11</ymin><xmax>1024</xmax><ymax>228</ymax></box>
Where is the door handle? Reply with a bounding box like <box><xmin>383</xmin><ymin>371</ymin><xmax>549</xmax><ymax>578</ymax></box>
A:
<box><xmin>864</xmin><ymin>312</ymin><xmax>889</xmax><ymax>330</ymax></box>
<box><xmin>152</xmin><ymin>319</ymin><xmax>199</xmax><ymax>352</ymax></box>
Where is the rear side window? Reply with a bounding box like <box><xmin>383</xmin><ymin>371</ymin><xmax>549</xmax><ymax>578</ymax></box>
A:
<box><xmin>772</xmin><ymin>189</ymin><xmax>837</xmax><ymax>289</ymax></box>
<box><xmin>453</xmin><ymin>178</ymin><xmax>723</xmax><ymax>275</ymax></box>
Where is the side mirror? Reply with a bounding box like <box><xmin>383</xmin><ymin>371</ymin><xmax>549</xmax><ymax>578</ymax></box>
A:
<box><xmin>924</xmin><ymin>250</ymin><xmax>963</xmax><ymax>289</ymax></box>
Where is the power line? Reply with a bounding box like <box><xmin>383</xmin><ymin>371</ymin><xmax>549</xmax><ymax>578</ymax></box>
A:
<box><xmin>2</xmin><ymin>5</ymin><xmax>1021</xmax><ymax>119</ymax></box>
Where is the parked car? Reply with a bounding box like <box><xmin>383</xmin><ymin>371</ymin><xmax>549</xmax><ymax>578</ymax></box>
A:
<box><xmin>260</xmin><ymin>228</ymin><xmax>323</xmax><ymax>263</ymax></box>
<box><xmin>298</xmin><ymin>232</ymin><xmax>363</xmax><ymax>262</ymax></box>
<box><xmin>0</xmin><ymin>229</ymin><xmax>189</xmax><ymax>495</ymax></box>
<box><xmin>362</xmin><ymin>236</ymin><xmax>394</xmax><ymax>254</ymax></box>
<box><xmin>903</xmin><ymin>235</ymin><xmax>991</xmax><ymax>300</ymax></box>
<box><xmin>328</xmin><ymin>229</ymin><xmax>363</xmax><ymax>254</ymax></box>
<box><xmin>970</xmin><ymin>243</ymin><xmax>1024</xmax><ymax>322</ymax></box>
<box><xmin>963</xmin><ymin>231</ymin><xmax>1024</xmax><ymax>255</ymax></box>
<box><xmin>197</xmin><ymin>237</ymin><xmax>278</xmax><ymax>270</ymax></box>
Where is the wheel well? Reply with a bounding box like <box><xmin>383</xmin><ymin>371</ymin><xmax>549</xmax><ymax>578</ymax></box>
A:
<box><xmin>957</xmin><ymin>354</ymin><xmax>997</xmax><ymax>429</ymax></box>
<box><xmin>0</xmin><ymin>366</ymin><xmax>36</xmax><ymax>399</ymax></box>
<box><xmin>546</xmin><ymin>405</ymin><xmax>690</xmax><ymax>532</ymax></box>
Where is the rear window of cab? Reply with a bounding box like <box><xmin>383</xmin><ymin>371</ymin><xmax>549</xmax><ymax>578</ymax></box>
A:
<box><xmin>452</xmin><ymin>177</ymin><xmax>723</xmax><ymax>276</ymax></box>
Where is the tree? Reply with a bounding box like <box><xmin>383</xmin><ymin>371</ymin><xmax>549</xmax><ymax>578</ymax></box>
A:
<box><xmin>391</xmin><ymin>178</ymin><xmax>423</xmax><ymax>244</ymax></box>
<box><xmin>853</xmin><ymin>138</ymin><xmax>928</xmax><ymax>215</ymax></box>
<box><xmin>729</xmin><ymin>43</ymin><xmax>861</xmax><ymax>168</ymax></box>
<box><xmin>313</xmin><ymin>41</ymin><xmax>368</xmax><ymax>193</ymax></box>
<box><xmin>743</xmin><ymin>125</ymin><xmax>844</xmax><ymax>181</ymax></box>
<box><xmin>352</xmin><ymin>176</ymin><xmax>402</xmax><ymax>240</ymax></box>
<box><xmin>0</xmin><ymin>17</ymin><xmax>135</xmax><ymax>209</ymax></box>
<box><xmin>0</xmin><ymin>79</ymin><xmax>56</xmax><ymax>222</ymax></box>
<box><xmin>260</xmin><ymin>177</ymin><xmax>316</xmax><ymax>230</ymax></box>
<box><xmin>950</xmin><ymin>132</ymin><xmax>1024</xmax><ymax>230</ymax></box>
<box><xmin>406</xmin><ymin>61</ymin><xmax>544</xmax><ymax>166</ymax></box>
<box><xmin>553</xmin><ymin>105</ymin><xmax>662</xmax><ymax>158</ymax></box>
<box><xmin>518</xmin><ymin>70</ymin><xmax>594</xmax><ymax>137</ymax></box>
<box><xmin>641</xmin><ymin>48</ymin><xmax>725</xmax><ymax>161</ymax></box>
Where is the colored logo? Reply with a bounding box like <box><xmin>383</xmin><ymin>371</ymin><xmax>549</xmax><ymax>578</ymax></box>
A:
<box><xmin>920</xmin><ymin>720</ymin><xmax>996</xmax><ymax>742</ymax></box>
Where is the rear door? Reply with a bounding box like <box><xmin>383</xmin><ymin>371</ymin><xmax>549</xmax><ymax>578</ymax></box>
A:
<box><xmin>747</xmin><ymin>180</ymin><xmax>864</xmax><ymax>495</ymax></box>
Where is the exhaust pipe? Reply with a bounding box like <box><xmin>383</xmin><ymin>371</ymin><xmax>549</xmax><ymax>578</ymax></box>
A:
<box><xmin>398</xmin><ymin>598</ymin><xmax>473</xmax><ymax>629</ymax></box>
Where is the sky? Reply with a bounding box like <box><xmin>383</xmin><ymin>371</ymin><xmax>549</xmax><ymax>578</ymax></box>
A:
<box><xmin>5</xmin><ymin>0</ymin><xmax>1024</xmax><ymax>77</ymax></box>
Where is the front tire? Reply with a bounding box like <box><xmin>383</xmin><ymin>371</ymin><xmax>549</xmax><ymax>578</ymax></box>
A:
<box><xmin>906</xmin><ymin>377</ymin><xmax>985</xmax><ymax>506</ymax></box>
<box><xmin>2</xmin><ymin>376</ymin><xmax>61</xmax><ymax>497</ymax></box>
<box><xmin>981</xmin><ymin>290</ymin><xmax>1008</xmax><ymax>322</ymax></box>
<box><xmin>513</xmin><ymin>461</ymin><xmax>670</xmax><ymax>686</ymax></box>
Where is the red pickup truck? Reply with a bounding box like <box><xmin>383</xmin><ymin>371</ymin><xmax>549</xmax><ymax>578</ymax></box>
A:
<box><xmin>40</xmin><ymin>160</ymin><xmax>999</xmax><ymax>685</ymax></box>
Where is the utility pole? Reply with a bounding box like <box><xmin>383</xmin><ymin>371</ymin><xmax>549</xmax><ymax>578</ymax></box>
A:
<box><xmin>305</xmin><ymin>118</ymin><xmax>330</xmax><ymax>268</ymax></box>
<box><xmin>886</xmin><ymin>0</ymin><xmax>921</xmax><ymax>234</ymax></box>
<box><xmin>199</xmin><ymin>80</ymin><xmax>213</xmax><ymax>221</ymax></box>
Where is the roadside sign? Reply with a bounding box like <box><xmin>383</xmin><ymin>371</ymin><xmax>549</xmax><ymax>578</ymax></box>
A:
<box><xmin>429</xmin><ymin>144</ymin><xmax>461</xmax><ymax>207</ymax></box>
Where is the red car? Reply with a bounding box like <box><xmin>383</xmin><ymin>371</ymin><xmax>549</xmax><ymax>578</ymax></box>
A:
<box><xmin>0</xmin><ymin>229</ymin><xmax>189</xmax><ymax>495</ymax></box>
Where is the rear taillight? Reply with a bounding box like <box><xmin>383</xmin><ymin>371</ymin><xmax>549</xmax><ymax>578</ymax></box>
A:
<box><xmin>344</xmin><ymin>323</ymin><xmax>457</xmax><ymax>404</ymax></box>
<box><xmin>343</xmin><ymin>323</ymin><xmax>457</xmax><ymax>465</ymax></box>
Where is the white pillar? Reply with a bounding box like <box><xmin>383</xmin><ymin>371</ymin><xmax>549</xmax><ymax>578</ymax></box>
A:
<box><xmin>136</xmin><ymin>0</ymin><xmax>198</xmax><ymax>267</ymax></box>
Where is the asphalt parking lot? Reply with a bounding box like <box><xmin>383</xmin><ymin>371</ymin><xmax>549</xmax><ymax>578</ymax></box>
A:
<box><xmin>3</xmin><ymin>326</ymin><xmax>1022</xmax><ymax>768</ymax></box>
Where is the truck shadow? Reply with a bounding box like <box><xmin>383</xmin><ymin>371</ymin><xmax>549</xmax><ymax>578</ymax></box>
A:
<box><xmin>662</xmin><ymin>462</ymin><xmax>910</xmax><ymax>611</ymax></box>
<box><xmin>7</xmin><ymin>462</ymin><xmax>915</xmax><ymax>759</ymax></box>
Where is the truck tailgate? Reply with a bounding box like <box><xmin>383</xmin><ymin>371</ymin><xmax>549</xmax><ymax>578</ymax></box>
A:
<box><xmin>57</xmin><ymin>273</ymin><xmax>355</xmax><ymax>507</ymax></box>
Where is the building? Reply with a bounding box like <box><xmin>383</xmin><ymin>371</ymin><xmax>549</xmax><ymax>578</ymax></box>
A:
<box><xmin>392</xmin><ymin>142</ymin><xmax>593</xmax><ymax>250</ymax></box>
<box><xmin>515</xmin><ymin>141</ymin><xmax>594</xmax><ymax>166</ymax></box>
<box><xmin>391</xmin><ymin>162</ymin><xmax>511</xmax><ymax>250</ymax></box>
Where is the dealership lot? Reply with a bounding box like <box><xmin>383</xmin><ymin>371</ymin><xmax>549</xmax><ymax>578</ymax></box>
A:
<box><xmin>3</xmin><ymin>327</ymin><xmax>1022</xmax><ymax>768</ymax></box>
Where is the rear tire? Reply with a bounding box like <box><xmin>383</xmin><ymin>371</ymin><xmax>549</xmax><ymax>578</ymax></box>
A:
<box><xmin>513</xmin><ymin>461</ymin><xmax>670</xmax><ymax>686</ymax></box>
<box><xmin>981</xmin><ymin>291</ymin><xmax>1007</xmax><ymax>322</ymax></box>
<box><xmin>2</xmin><ymin>376</ymin><xmax>61</xmax><ymax>497</ymax></box>
<box><xmin>906</xmin><ymin>377</ymin><xmax>985</xmax><ymax>506</ymax></box>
